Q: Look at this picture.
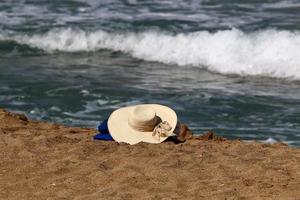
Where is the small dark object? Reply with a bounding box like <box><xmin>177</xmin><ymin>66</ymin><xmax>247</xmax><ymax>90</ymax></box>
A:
<box><xmin>17</xmin><ymin>114</ymin><xmax>28</xmax><ymax>121</ymax></box>
<box><xmin>176</xmin><ymin>123</ymin><xmax>193</xmax><ymax>142</ymax></box>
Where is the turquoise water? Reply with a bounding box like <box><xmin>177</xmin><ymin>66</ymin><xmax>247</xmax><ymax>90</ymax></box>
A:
<box><xmin>1</xmin><ymin>0</ymin><xmax>300</xmax><ymax>146</ymax></box>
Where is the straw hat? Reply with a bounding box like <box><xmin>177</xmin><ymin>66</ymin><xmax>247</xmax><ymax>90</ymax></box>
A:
<box><xmin>108</xmin><ymin>104</ymin><xmax>177</xmax><ymax>145</ymax></box>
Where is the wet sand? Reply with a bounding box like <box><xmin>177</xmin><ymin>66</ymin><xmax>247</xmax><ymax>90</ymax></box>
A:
<box><xmin>0</xmin><ymin>108</ymin><xmax>300</xmax><ymax>200</ymax></box>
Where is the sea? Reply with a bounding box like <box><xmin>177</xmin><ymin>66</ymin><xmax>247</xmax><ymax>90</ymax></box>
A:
<box><xmin>1</xmin><ymin>0</ymin><xmax>300</xmax><ymax>146</ymax></box>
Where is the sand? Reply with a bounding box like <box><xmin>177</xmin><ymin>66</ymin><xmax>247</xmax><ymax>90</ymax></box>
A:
<box><xmin>0</xmin><ymin>108</ymin><xmax>300</xmax><ymax>200</ymax></box>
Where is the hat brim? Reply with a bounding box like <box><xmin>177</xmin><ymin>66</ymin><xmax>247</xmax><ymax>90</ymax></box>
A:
<box><xmin>108</xmin><ymin>104</ymin><xmax>177</xmax><ymax>145</ymax></box>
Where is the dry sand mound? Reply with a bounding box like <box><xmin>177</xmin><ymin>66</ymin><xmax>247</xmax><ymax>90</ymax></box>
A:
<box><xmin>0</xmin><ymin>108</ymin><xmax>300</xmax><ymax>200</ymax></box>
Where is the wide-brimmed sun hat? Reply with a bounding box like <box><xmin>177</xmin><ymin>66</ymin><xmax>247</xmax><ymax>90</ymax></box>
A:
<box><xmin>108</xmin><ymin>104</ymin><xmax>177</xmax><ymax>145</ymax></box>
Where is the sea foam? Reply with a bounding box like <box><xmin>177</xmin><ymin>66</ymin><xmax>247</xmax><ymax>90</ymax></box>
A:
<box><xmin>2</xmin><ymin>28</ymin><xmax>300</xmax><ymax>79</ymax></box>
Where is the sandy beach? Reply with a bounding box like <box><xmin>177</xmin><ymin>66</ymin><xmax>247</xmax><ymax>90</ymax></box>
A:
<box><xmin>0</xmin><ymin>108</ymin><xmax>300</xmax><ymax>200</ymax></box>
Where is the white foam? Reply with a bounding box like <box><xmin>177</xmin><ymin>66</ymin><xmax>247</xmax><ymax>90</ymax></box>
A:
<box><xmin>3</xmin><ymin>28</ymin><xmax>300</xmax><ymax>79</ymax></box>
<box><xmin>263</xmin><ymin>137</ymin><xmax>278</xmax><ymax>144</ymax></box>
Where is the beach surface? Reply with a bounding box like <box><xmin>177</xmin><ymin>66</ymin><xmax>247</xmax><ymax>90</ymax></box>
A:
<box><xmin>0</xmin><ymin>108</ymin><xmax>300</xmax><ymax>200</ymax></box>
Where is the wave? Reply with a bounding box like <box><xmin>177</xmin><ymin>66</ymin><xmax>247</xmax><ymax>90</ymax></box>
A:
<box><xmin>1</xmin><ymin>28</ymin><xmax>300</xmax><ymax>79</ymax></box>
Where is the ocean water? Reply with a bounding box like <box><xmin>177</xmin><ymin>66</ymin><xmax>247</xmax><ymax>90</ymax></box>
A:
<box><xmin>1</xmin><ymin>0</ymin><xmax>300</xmax><ymax>146</ymax></box>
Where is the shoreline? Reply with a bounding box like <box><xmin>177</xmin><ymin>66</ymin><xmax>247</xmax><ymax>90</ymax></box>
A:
<box><xmin>1</xmin><ymin>108</ymin><xmax>300</xmax><ymax>199</ymax></box>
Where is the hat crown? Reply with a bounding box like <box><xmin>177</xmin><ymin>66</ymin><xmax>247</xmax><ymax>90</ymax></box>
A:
<box><xmin>128</xmin><ymin>106</ymin><xmax>160</xmax><ymax>132</ymax></box>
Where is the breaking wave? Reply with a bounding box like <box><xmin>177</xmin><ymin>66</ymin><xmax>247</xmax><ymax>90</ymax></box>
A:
<box><xmin>2</xmin><ymin>28</ymin><xmax>300</xmax><ymax>79</ymax></box>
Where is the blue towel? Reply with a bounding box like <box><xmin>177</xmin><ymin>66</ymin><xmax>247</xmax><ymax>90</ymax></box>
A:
<box><xmin>93</xmin><ymin>119</ymin><xmax>114</xmax><ymax>141</ymax></box>
<box><xmin>93</xmin><ymin>133</ymin><xmax>114</xmax><ymax>141</ymax></box>
<box><xmin>97</xmin><ymin>119</ymin><xmax>109</xmax><ymax>133</ymax></box>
